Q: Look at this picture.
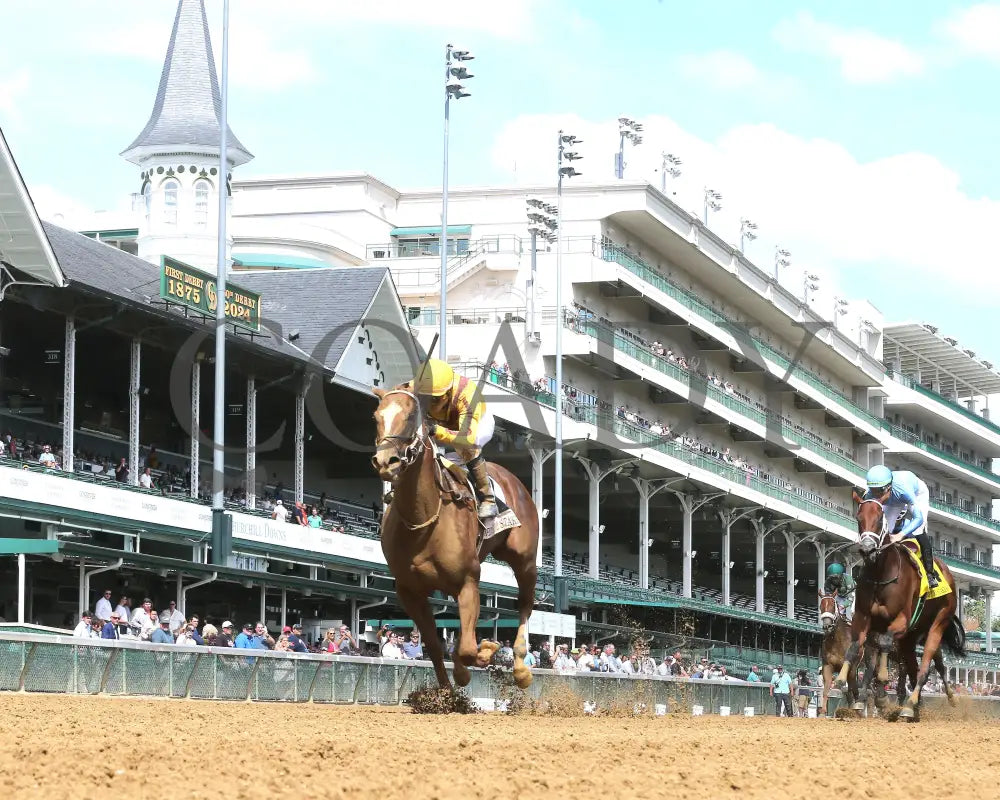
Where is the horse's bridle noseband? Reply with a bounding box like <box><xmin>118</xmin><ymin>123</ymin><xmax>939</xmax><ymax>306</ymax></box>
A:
<box><xmin>857</xmin><ymin>497</ymin><xmax>889</xmax><ymax>553</ymax></box>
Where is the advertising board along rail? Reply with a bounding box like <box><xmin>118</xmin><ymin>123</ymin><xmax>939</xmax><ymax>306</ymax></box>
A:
<box><xmin>0</xmin><ymin>463</ymin><xmax>519</xmax><ymax>589</ymax></box>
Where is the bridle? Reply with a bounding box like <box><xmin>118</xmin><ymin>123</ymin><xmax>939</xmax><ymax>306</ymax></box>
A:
<box><xmin>857</xmin><ymin>496</ymin><xmax>889</xmax><ymax>554</ymax></box>
<box><xmin>373</xmin><ymin>389</ymin><xmax>442</xmax><ymax>531</ymax></box>
<box><xmin>818</xmin><ymin>593</ymin><xmax>839</xmax><ymax>630</ymax></box>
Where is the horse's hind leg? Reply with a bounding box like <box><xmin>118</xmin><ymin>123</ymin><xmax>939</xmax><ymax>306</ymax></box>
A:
<box><xmin>933</xmin><ymin>649</ymin><xmax>956</xmax><ymax>706</ymax></box>
<box><xmin>397</xmin><ymin>586</ymin><xmax>451</xmax><ymax>689</ymax></box>
<box><xmin>901</xmin><ymin>614</ymin><xmax>948</xmax><ymax>719</ymax></box>
<box><xmin>899</xmin><ymin>645</ymin><xmax>919</xmax><ymax>706</ymax></box>
<box><xmin>509</xmin><ymin>550</ymin><xmax>538</xmax><ymax>689</ymax></box>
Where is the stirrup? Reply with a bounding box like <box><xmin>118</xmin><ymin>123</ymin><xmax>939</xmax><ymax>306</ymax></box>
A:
<box><xmin>383</xmin><ymin>490</ymin><xmax>394</xmax><ymax>505</ymax></box>
<box><xmin>477</xmin><ymin>497</ymin><xmax>498</xmax><ymax>519</ymax></box>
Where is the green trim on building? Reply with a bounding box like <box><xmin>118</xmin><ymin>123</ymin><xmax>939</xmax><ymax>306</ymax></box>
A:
<box><xmin>389</xmin><ymin>225</ymin><xmax>471</xmax><ymax>237</ymax></box>
<box><xmin>0</xmin><ymin>538</ymin><xmax>58</xmax><ymax>554</ymax></box>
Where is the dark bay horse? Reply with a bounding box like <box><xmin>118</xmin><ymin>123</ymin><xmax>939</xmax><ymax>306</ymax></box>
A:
<box><xmin>818</xmin><ymin>593</ymin><xmax>856</xmax><ymax>715</ymax></box>
<box><xmin>370</xmin><ymin>386</ymin><xmax>539</xmax><ymax>690</ymax></box>
<box><xmin>836</xmin><ymin>490</ymin><xmax>963</xmax><ymax>719</ymax></box>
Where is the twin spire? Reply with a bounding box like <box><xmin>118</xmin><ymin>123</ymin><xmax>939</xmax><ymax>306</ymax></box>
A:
<box><xmin>121</xmin><ymin>0</ymin><xmax>252</xmax><ymax>166</ymax></box>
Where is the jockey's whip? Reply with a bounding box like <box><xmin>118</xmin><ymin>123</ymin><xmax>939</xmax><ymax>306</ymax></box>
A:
<box><xmin>414</xmin><ymin>332</ymin><xmax>439</xmax><ymax>391</ymax></box>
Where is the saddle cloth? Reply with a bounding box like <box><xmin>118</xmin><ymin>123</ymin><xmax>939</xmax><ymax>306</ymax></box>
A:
<box><xmin>436</xmin><ymin>455</ymin><xmax>521</xmax><ymax>543</ymax></box>
<box><xmin>900</xmin><ymin>540</ymin><xmax>952</xmax><ymax>601</ymax></box>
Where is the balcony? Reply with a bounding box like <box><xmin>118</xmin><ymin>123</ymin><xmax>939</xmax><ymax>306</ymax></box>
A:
<box><xmin>564</xmin><ymin>311</ymin><xmax>864</xmax><ymax>478</ymax></box>
<box><xmin>472</xmin><ymin>364</ymin><xmax>854</xmax><ymax>529</ymax></box>
<box><xmin>595</xmin><ymin>239</ymin><xmax>889</xmax><ymax>434</ymax></box>
<box><xmin>888</xmin><ymin>371</ymin><xmax>1000</xmax><ymax>439</ymax></box>
<box><xmin>366</xmin><ymin>234</ymin><xmax>522</xmax><ymax>261</ymax></box>
<box><xmin>930</xmin><ymin>499</ymin><xmax>1000</xmax><ymax>536</ymax></box>
<box><xmin>940</xmin><ymin>553</ymin><xmax>1000</xmax><ymax>582</ymax></box>
<box><xmin>883</xmin><ymin>420</ymin><xmax>1000</xmax><ymax>489</ymax></box>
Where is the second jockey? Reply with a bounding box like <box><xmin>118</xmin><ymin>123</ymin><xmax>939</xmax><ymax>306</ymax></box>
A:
<box><xmin>862</xmin><ymin>465</ymin><xmax>938</xmax><ymax>588</ymax></box>
<box><xmin>408</xmin><ymin>359</ymin><xmax>498</xmax><ymax>519</ymax></box>
<box><xmin>824</xmin><ymin>562</ymin><xmax>855</xmax><ymax>619</ymax></box>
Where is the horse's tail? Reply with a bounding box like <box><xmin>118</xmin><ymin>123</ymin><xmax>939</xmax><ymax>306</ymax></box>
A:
<box><xmin>942</xmin><ymin>615</ymin><xmax>967</xmax><ymax>659</ymax></box>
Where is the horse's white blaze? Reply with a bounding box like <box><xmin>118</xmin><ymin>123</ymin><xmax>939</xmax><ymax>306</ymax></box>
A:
<box><xmin>378</xmin><ymin>403</ymin><xmax>402</xmax><ymax>442</ymax></box>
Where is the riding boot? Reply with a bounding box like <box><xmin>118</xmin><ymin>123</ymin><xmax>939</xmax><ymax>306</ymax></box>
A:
<box><xmin>467</xmin><ymin>455</ymin><xmax>498</xmax><ymax>519</ymax></box>
<box><xmin>916</xmin><ymin>533</ymin><xmax>939</xmax><ymax>588</ymax></box>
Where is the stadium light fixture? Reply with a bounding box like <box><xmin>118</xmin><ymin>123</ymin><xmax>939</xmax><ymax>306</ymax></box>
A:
<box><xmin>774</xmin><ymin>247</ymin><xmax>791</xmax><ymax>281</ymax></box>
<box><xmin>803</xmin><ymin>272</ymin><xmax>820</xmax><ymax>304</ymax></box>
<box><xmin>526</xmin><ymin>196</ymin><xmax>558</xmax><ymax>341</ymax></box>
<box><xmin>739</xmin><ymin>217</ymin><xmax>758</xmax><ymax>254</ymax></box>
<box><xmin>438</xmin><ymin>44</ymin><xmax>475</xmax><ymax>359</ymax></box>
<box><xmin>703</xmin><ymin>187</ymin><xmax>722</xmax><ymax>225</ymax></box>
<box><xmin>615</xmin><ymin>116</ymin><xmax>643</xmax><ymax>179</ymax></box>
<box><xmin>658</xmin><ymin>152</ymin><xmax>682</xmax><ymax>194</ymax></box>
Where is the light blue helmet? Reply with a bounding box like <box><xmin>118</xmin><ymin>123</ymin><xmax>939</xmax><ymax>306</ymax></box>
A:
<box><xmin>865</xmin><ymin>464</ymin><xmax>893</xmax><ymax>491</ymax></box>
<box><xmin>826</xmin><ymin>562</ymin><xmax>845</xmax><ymax>577</ymax></box>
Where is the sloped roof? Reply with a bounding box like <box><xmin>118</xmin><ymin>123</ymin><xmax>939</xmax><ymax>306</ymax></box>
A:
<box><xmin>40</xmin><ymin>222</ymin><xmax>401</xmax><ymax>374</ymax></box>
<box><xmin>883</xmin><ymin>322</ymin><xmax>1000</xmax><ymax>396</ymax></box>
<box><xmin>121</xmin><ymin>0</ymin><xmax>252</xmax><ymax>166</ymax></box>
<box><xmin>0</xmin><ymin>127</ymin><xmax>64</xmax><ymax>288</ymax></box>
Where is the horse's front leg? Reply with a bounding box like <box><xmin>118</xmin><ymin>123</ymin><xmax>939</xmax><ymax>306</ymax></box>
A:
<box><xmin>396</xmin><ymin>585</ymin><xmax>450</xmax><ymax>689</ymax></box>
<box><xmin>453</xmin><ymin>576</ymin><xmax>495</xmax><ymax>687</ymax></box>
<box><xmin>821</xmin><ymin>662</ymin><xmax>833</xmax><ymax>715</ymax></box>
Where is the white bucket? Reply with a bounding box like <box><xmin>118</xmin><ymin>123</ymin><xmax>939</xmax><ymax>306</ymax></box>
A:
<box><xmin>692</xmin><ymin>704</ymin><xmax>704</xmax><ymax>716</ymax></box>
<box><xmin>654</xmin><ymin>703</ymin><xmax>667</xmax><ymax>716</ymax></box>
<box><xmin>744</xmin><ymin>706</ymin><xmax>755</xmax><ymax>717</ymax></box>
<box><xmin>720</xmin><ymin>705</ymin><xmax>730</xmax><ymax>716</ymax></box>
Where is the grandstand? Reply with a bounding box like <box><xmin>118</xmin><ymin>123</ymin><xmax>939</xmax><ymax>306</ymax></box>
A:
<box><xmin>3</xmin><ymin>0</ymin><xmax>997</xmax><ymax>687</ymax></box>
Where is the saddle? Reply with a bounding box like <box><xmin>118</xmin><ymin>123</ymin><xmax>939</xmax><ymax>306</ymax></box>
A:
<box><xmin>898</xmin><ymin>539</ymin><xmax>951</xmax><ymax>602</ymax></box>
<box><xmin>436</xmin><ymin>455</ymin><xmax>521</xmax><ymax>551</ymax></box>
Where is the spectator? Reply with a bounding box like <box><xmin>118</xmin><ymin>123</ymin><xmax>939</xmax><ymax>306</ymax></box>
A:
<box><xmin>39</xmin><ymin>444</ymin><xmax>58</xmax><ymax>468</ymax></box>
<box><xmin>380</xmin><ymin>631</ymin><xmax>403</xmax><ymax>659</ymax></box>
<box><xmin>771</xmin><ymin>665</ymin><xmax>793</xmax><ymax>717</ymax></box>
<box><xmin>101</xmin><ymin>612</ymin><xmax>122</xmax><ymax>640</ymax></box>
<box><xmin>215</xmin><ymin>621</ymin><xmax>235</xmax><ymax>647</ymax></box>
<box><xmin>114</xmin><ymin>596</ymin><xmax>131</xmax><ymax>633</ymax></box>
<box><xmin>114</xmin><ymin>458</ymin><xmax>128</xmax><ymax>483</ymax></box>
<box><xmin>95</xmin><ymin>589</ymin><xmax>113</xmax><ymax>623</ymax></box>
<box><xmin>746</xmin><ymin>665</ymin><xmax>760</xmax><ymax>682</ymax></box>
<box><xmin>284</xmin><ymin>623</ymin><xmax>308</xmax><ymax>653</ymax></box>
<box><xmin>201</xmin><ymin>622</ymin><xmax>218</xmax><ymax>646</ymax></box>
<box><xmin>271</xmin><ymin>499</ymin><xmax>288</xmax><ymax>523</ymax></box>
<box><xmin>186</xmin><ymin>616</ymin><xmax>205</xmax><ymax>645</ymax></box>
<box><xmin>251</xmin><ymin>622</ymin><xmax>274</xmax><ymax>650</ymax></box>
<box><xmin>333</xmin><ymin>625</ymin><xmax>356</xmax><ymax>655</ymax></box>
<box><xmin>292</xmin><ymin>501</ymin><xmax>307</xmax><ymax>526</ymax></box>
<box><xmin>175</xmin><ymin>623</ymin><xmax>198</xmax><ymax>646</ymax></box>
<box><xmin>552</xmin><ymin>644</ymin><xmax>573</xmax><ymax>672</ymax></box>
<box><xmin>166</xmin><ymin>601</ymin><xmax>185</xmax><ymax>635</ymax></box>
<box><xmin>139</xmin><ymin>467</ymin><xmax>154</xmax><ymax>489</ymax></box>
<box><xmin>576</xmin><ymin>645</ymin><xmax>595</xmax><ymax>672</ymax></box>
<box><xmin>129</xmin><ymin>599</ymin><xmax>156</xmax><ymax>640</ymax></box>
<box><xmin>151</xmin><ymin>613</ymin><xmax>174</xmax><ymax>644</ymax></box>
<box><xmin>537</xmin><ymin>641</ymin><xmax>552</xmax><ymax>669</ymax></box>
<box><xmin>73</xmin><ymin>611</ymin><xmax>95</xmax><ymax>638</ymax></box>
<box><xmin>599</xmin><ymin>644</ymin><xmax>621</xmax><ymax>673</ymax></box>
<box><xmin>795</xmin><ymin>669</ymin><xmax>812</xmax><ymax>717</ymax></box>
<box><xmin>401</xmin><ymin>629</ymin><xmax>423</xmax><ymax>659</ymax></box>
<box><xmin>307</xmin><ymin>506</ymin><xmax>323</xmax><ymax>528</ymax></box>
<box><xmin>234</xmin><ymin>623</ymin><xmax>254</xmax><ymax>648</ymax></box>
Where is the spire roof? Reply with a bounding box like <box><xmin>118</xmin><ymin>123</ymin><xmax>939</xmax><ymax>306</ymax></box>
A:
<box><xmin>121</xmin><ymin>0</ymin><xmax>252</xmax><ymax>166</ymax></box>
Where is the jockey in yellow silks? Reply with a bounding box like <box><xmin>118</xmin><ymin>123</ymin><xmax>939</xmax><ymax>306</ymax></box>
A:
<box><xmin>407</xmin><ymin>359</ymin><xmax>497</xmax><ymax>519</ymax></box>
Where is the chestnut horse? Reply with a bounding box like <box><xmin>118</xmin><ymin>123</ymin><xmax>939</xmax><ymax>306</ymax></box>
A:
<box><xmin>818</xmin><ymin>593</ymin><xmax>856</xmax><ymax>715</ymax></box>
<box><xmin>370</xmin><ymin>385</ymin><xmax>539</xmax><ymax>690</ymax></box>
<box><xmin>835</xmin><ymin>491</ymin><xmax>963</xmax><ymax>719</ymax></box>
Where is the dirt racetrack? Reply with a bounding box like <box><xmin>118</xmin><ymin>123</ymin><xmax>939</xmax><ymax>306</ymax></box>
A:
<box><xmin>1</xmin><ymin>693</ymin><xmax>998</xmax><ymax>800</ymax></box>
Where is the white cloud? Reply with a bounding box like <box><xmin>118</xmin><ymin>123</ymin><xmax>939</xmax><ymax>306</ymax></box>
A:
<box><xmin>774</xmin><ymin>12</ymin><xmax>924</xmax><ymax>84</ymax></box>
<box><xmin>0</xmin><ymin>69</ymin><xmax>30</xmax><ymax>117</ymax></box>
<box><xmin>941</xmin><ymin>3</ymin><xmax>1000</xmax><ymax>60</ymax></box>
<box><xmin>676</xmin><ymin>51</ymin><xmax>762</xmax><ymax>90</ymax></box>
<box><xmin>489</xmin><ymin>113</ymin><xmax>1000</xmax><ymax>310</ymax></box>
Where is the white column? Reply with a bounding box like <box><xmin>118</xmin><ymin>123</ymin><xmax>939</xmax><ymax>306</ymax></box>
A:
<box><xmin>785</xmin><ymin>532</ymin><xmax>796</xmax><ymax>619</ymax></box>
<box><xmin>190</xmin><ymin>360</ymin><xmax>200</xmax><ymax>499</ymax></box>
<box><xmin>62</xmin><ymin>316</ymin><xmax>76</xmax><ymax>472</ymax></box>
<box><xmin>280</xmin><ymin>588</ymin><xmax>287</xmax><ymax>630</ymax></box>
<box><xmin>587</xmin><ymin>469</ymin><xmax>601</xmax><ymax>579</ymax></box>
<box><xmin>755</xmin><ymin>527</ymin><xmax>765</xmax><ymax>613</ymax></box>
<box><xmin>637</xmin><ymin>481</ymin><xmax>650</xmax><ymax>590</ymax></box>
<box><xmin>128</xmin><ymin>338</ymin><xmax>141</xmax><ymax>485</ymax></box>
<box><xmin>529</xmin><ymin>447</ymin><xmax>553</xmax><ymax>570</ymax></box>
<box><xmin>721</xmin><ymin>515</ymin><xmax>732</xmax><ymax>606</ymax></box>
<box><xmin>245</xmin><ymin>376</ymin><xmax>257</xmax><ymax>510</ymax></box>
<box><xmin>294</xmin><ymin>388</ymin><xmax>305</xmax><ymax>504</ymax></box>
<box><xmin>175</xmin><ymin>574</ymin><xmax>184</xmax><ymax>613</ymax></box>
<box><xmin>681</xmin><ymin>497</ymin><xmax>694</xmax><ymax>599</ymax></box>
<box><xmin>78</xmin><ymin>559</ymin><xmax>86</xmax><ymax>618</ymax></box>
<box><xmin>815</xmin><ymin>542</ymin><xmax>826</xmax><ymax>621</ymax></box>
<box><xmin>17</xmin><ymin>553</ymin><xmax>26</xmax><ymax>624</ymax></box>
<box><xmin>986</xmin><ymin>592</ymin><xmax>993</xmax><ymax>653</ymax></box>
<box><xmin>259</xmin><ymin>585</ymin><xmax>266</xmax><ymax>624</ymax></box>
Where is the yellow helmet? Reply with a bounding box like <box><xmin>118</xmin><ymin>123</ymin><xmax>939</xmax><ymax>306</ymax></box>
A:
<box><xmin>412</xmin><ymin>358</ymin><xmax>454</xmax><ymax>396</ymax></box>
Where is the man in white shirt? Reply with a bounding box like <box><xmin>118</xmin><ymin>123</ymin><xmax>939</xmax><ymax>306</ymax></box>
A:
<box><xmin>380</xmin><ymin>631</ymin><xmax>403</xmax><ymax>659</ymax></box>
<box><xmin>138</xmin><ymin>468</ymin><xmax>154</xmax><ymax>489</ymax></box>
<box><xmin>73</xmin><ymin>611</ymin><xmax>95</xmax><ymax>638</ymax></box>
<box><xmin>166</xmin><ymin>601</ymin><xmax>186</xmax><ymax>635</ymax></box>
<box><xmin>95</xmin><ymin>590</ymin><xmax>113</xmax><ymax>623</ymax></box>
<box><xmin>39</xmin><ymin>445</ymin><xmax>58</xmax><ymax>468</ymax></box>
<box><xmin>113</xmin><ymin>597</ymin><xmax>131</xmax><ymax>633</ymax></box>
<box><xmin>129</xmin><ymin>598</ymin><xmax>156</xmax><ymax>640</ymax></box>
<box><xmin>272</xmin><ymin>499</ymin><xmax>289</xmax><ymax>522</ymax></box>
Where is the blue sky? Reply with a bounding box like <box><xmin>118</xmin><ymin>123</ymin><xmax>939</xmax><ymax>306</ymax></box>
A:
<box><xmin>3</xmin><ymin>0</ymin><xmax>1000</xmax><ymax>361</ymax></box>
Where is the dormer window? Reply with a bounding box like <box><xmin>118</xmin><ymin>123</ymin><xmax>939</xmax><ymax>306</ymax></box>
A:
<box><xmin>194</xmin><ymin>180</ymin><xmax>210</xmax><ymax>227</ymax></box>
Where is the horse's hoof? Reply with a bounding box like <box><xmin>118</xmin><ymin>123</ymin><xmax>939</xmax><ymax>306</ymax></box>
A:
<box><xmin>898</xmin><ymin>705</ymin><xmax>914</xmax><ymax>719</ymax></box>
<box><xmin>476</xmin><ymin>641</ymin><xmax>500</xmax><ymax>666</ymax></box>
<box><xmin>513</xmin><ymin>665</ymin><xmax>532</xmax><ymax>689</ymax></box>
<box><xmin>947</xmin><ymin>693</ymin><xmax>957</xmax><ymax>708</ymax></box>
<box><xmin>453</xmin><ymin>662</ymin><xmax>471</xmax><ymax>687</ymax></box>
<box><xmin>852</xmin><ymin>702</ymin><xmax>865</xmax><ymax>712</ymax></box>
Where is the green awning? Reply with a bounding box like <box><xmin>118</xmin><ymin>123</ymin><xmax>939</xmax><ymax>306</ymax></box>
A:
<box><xmin>389</xmin><ymin>226</ymin><xmax>471</xmax><ymax>237</ymax></box>
<box><xmin>0</xmin><ymin>538</ymin><xmax>59</xmax><ymax>555</ymax></box>
<box><xmin>233</xmin><ymin>253</ymin><xmax>330</xmax><ymax>270</ymax></box>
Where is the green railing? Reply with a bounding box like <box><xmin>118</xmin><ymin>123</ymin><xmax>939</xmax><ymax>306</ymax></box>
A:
<box><xmin>566</xmin><ymin>314</ymin><xmax>864</xmax><ymax>476</ymax></box>
<box><xmin>473</xmin><ymin>363</ymin><xmax>854</xmax><ymax>528</ymax></box>
<box><xmin>941</xmin><ymin>554</ymin><xmax>1000</xmax><ymax>580</ymax></box>
<box><xmin>597</xmin><ymin>240</ymin><xmax>1000</xmax><ymax>483</ymax></box>
<box><xmin>889</xmin><ymin>371</ymin><xmax>1000</xmax><ymax>439</ymax></box>
<box><xmin>930</xmin><ymin>500</ymin><xmax>1000</xmax><ymax>534</ymax></box>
